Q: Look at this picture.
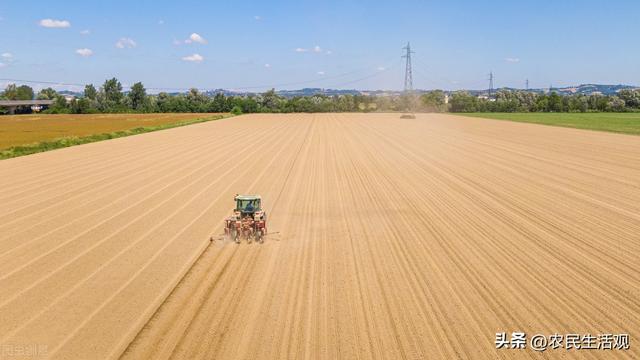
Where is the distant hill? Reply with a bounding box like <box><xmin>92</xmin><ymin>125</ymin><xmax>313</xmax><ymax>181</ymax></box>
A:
<box><xmin>208</xmin><ymin>84</ymin><xmax>640</xmax><ymax>97</ymax></box>
<box><xmin>276</xmin><ymin>88</ymin><xmax>362</xmax><ymax>98</ymax></box>
<box><xmin>550</xmin><ymin>84</ymin><xmax>638</xmax><ymax>96</ymax></box>
<box><xmin>202</xmin><ymin>88</ymin><xmax>362</xmax><ymax>98</ymax></box>
<box><xmin>469</xmin><ymin>84</ymin><xmax>638</xmax><ymax>97</ymax></box>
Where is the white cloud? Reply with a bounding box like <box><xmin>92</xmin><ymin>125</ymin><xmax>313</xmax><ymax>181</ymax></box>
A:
<box><xmin>505</xmin><ymin>57</ymin><xmax>520</xmax><ymax>63</ymax></box>
<box><xmin>264</xmin><ymin>63</ymin><xmax>271</xmax><ymax>68</ymax></box>
<box><xmin>182</xmin><ymin>53</ymin><xmax>204</xmax><ymax>62</ymax></box>
<box><xmin>296</xmin><ymin>46</ymin><xmax>328</xmax><ymax>54</ymax></box>
<box><xmin>0</xmin><ymin>53</ymin><xmax>12</xmax><ymax>68</ymax></box>
<box><xmin>185</xmin><ymin>33</ymin><xmax>207</xmax><ymax>44</ymax></box>
<box><xmin>115</xmin><ymin>37</ymin><xmax>137</xmax><ymax>49</ymax></box>
<box><xmin>158</xmin><ymin>19</ymin><xmax>165</xmax><ymax>25</ymax></box>
<box><xmin>75</xmin><ymin>48</ymin><xmax>93</xmax><ymax>57</ymax></box>
<box><xmin>254</xmin><ymin>15</ymin><xmax>261</xmax><ymax>21</ymax></box>
<box><xmin>80</xmin><ymin>29</ymin><xmax>90</xmax><ymax>35</ymax></box>
<box><xmin>317</xmin><ymin>71</ymin><xmax>325</xmax><ymax>75</ymax></box>
<box><xmin>376</xmin><ymin>66</ymin><xmax>386</xmax><ymax>71</ymax></box>
<box><xmin>39</xmin><ymin>19</ymin><xmax>71</xmax><ymax>28</ymax></box>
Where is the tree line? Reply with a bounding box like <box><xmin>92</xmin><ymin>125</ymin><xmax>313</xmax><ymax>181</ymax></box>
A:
<box><xmin>0</xmin><ymin>78</ymin><xmax>448</xmax><ymax>114</ymax></box>
<box><xmin>0</xmin><ymin>78</ymin><xmax>404</xmax><ymax>114</ymax></box>
<box><xmin>2</xmin><ymin>78</ymin><xmax>639</xmax><ymax>114</ymax></box>
<box><xmin>449</xmin><ymin>89</ymin><xmax>640</xmax><ymax>113</ymax></box>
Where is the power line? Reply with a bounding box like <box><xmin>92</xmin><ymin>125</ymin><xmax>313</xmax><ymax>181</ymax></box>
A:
<box><xmin>410</xmin><ymin>58</ymin><xmax>455</xmax><ymax>89</ymax></box>
<box><xmin>0</xmin><ymin>78</ymin><xmax>86</xmax><ymax>88</ymax></box>
<box><xmin>231</xmin><ymin>69</ymin><xmax>372</xmax><ymax>90</ymax></box>
<box><xmin>0</xmin><ymin>78</ymin><xmax>195</xmax><ymax>92</ymax></box>
<box><xmin>233</xmin><ymin>55</ymin><xmax>400</xmax><ymax>90</ymax></box>
<box><xmin>0</xmin><ymin>56</ymin><xmax>399</xmax><ymax>93</ymax></box>
<box><xmin>327</xmin><ymin>62</ymin><xmax>398</xmax><ymax>88</ymax></box>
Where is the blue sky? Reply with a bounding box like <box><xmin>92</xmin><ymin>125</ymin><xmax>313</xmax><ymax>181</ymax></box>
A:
<box><xmin>0</xmin><ymin>0</ymin><xmax>638</xmax><ymax>92</ymax></box>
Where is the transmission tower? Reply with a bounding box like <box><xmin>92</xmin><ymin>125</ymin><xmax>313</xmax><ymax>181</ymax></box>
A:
<box><xmin>400</xmin><ymin>42</ymin><xmax>416</xmax><ymax>118</ymax></box>
<box><xmin>488</xmin><ymin>71</ymin><xmax>494</xmax><ymax>97</ymax></box>
<box><xmin>526</xmin><ymin>79</ymin><xmax>529</xmax><ymax>91</ymax></box>
<box><xmin>402</xmin><ymin>42</ymin><xmax>414</xmax><ymax>94</ymax></box>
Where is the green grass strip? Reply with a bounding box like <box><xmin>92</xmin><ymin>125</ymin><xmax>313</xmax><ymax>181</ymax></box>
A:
<box><xmin>0</xmin><ymin>114</ymin><xmax>231</xmax><ymax>160</ymax></box>
<box><xmin>455</xmin><ymin>112</ymin><xmax>640</xmax><ymax>135</ymax></box>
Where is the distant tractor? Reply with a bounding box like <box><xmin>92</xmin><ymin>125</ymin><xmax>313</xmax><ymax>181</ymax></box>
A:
<box><xmin>224</xmin><ymin>194</ymin><xmax>267</xmax><ymax>243</ymax></box>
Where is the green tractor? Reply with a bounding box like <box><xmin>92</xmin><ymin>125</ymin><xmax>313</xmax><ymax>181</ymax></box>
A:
<box><xmin>224</xmin><ymin>194</ymin><xmax>267</xmax><ymax>243</ymax></box>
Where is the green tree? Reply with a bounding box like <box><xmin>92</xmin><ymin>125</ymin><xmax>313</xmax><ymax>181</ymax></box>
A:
<box><xmin>338</xmin><ymin>95</ymin><xmax>357</xmax><ymax>112</ymax></box>
<box><xmin>420</xmin><ymin>90</ymin><xmax>447</xmax><ymax>112</ymax></box>
<box><xmin>2</xmin><ymin>84</ymin><xmax>16</xmax><ymax>99</ymax></box>
<box><xmin>618</xmin><ymin>89</ymin><xmax>640</xmax><ymax>109</ymax></box>
<box><xmin>128</xmin><ymin>82</ymin><xmax>147</xmax><ymax>111</ymax></box>
<box><xmin>372</xmin><ymin>95</ymin><xmax>394</xmax><ymax>112</ymax></box>
<box><xmin>71</xmin><ymin>97</ymin><xmax>94</xmax><ymax>114</ymax></box>
<box><xmin>230</xmin><ymin>105</ymin><xmax>243</xmax><ymax>115</ymax></box>
<box><xmin>17</xmin><ymin>85</ymin><xmax>34</xmax><ymax>100</ymax></box>
<box><xmin>98</xmin><ymin>78</ymin><xmax>124</xmax><ymax>111</ymax></box>
<box><xmin>607</xmin><ymin>96</ymin><xmax>626</xmax><ymax>112</ymax></box>
<box><xmin>547</xmin><ymin>92</ymin><xmax>562</xmax><ymax>112</ymax></box>
<box><xmin>210</xmin><ymin>92</ymin><xmax>229</xmax><ymax>112</ymax></box>
<box><xmin>186</xmin><ymin>88</ymin><xmax>207</xmax><ymax>112</ymax></box>
<box><xmin>239</xmin><ymin>96</ymin><xmax>259</xmax><ymax>113</ymax></box>
<box><xmin>44</xmin><ymin>95</ymin><xmax>70</xmax><ymax>114</ymax></box>
<box><xmin>260</xmin><ymin>89</ymin><xmax>283</xmax><ymax>112</ymax></box>
<box><xmin>102</xmin><ymin>78</ymin><xmax>123</xmax><ymax>102</ymax></box>
<box><xmin>4</xmin><ymin>84</ymin><xmax>34</xmax><ymax>100</ymax></box>
<box><xmin>37</xmin><ymin>87</ymin><xmax>58</xmax><ymax>100</ymax></box>
<box><xmin>568</xmin><ymin>95</ymin><xmax>588</xmax><ymax>112</ymax></box>
<box><xmin>84</xmin><ymin>84</ymin><xmax>98</xmax><ymax>100</ymax></box>
<box><xmin>449</xmin><ymin>92</ymin><xmax>478</xmax><ymax>112</ymax></box>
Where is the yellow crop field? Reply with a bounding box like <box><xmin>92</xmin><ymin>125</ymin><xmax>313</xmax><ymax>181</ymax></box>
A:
<box><xmin>0</xmin><ymin>113</ymin><xmax>223</xmax><ymax>150</ymax></box>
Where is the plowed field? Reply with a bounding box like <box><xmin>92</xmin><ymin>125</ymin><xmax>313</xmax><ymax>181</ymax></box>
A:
<box><xmin>1</xmin><ymin>113</ymin><xmax>638</xmax><ymax>359</ymax></box>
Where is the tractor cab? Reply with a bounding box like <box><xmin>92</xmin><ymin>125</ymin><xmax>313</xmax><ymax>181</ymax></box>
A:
<box><xmin>234</xmin><ymin>194</ymin><xmax>262</xmax><ymax>216</ymax></box>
